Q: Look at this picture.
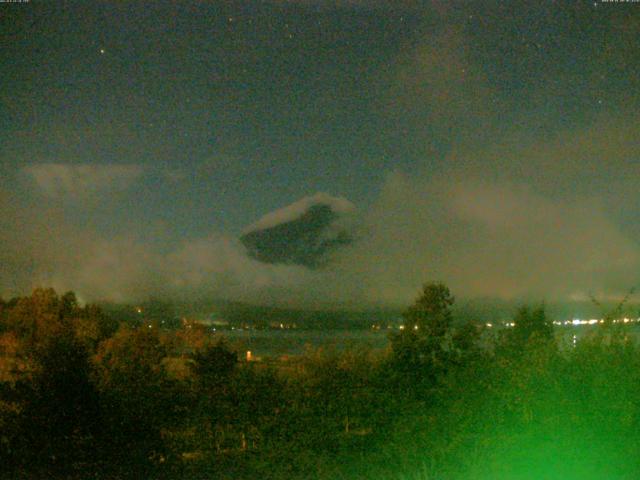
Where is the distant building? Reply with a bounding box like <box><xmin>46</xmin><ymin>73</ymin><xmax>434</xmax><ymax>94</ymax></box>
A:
<box><xmin>246</xmin><ymin>350</ymin><xmax>262</xmax><ymax>362</ymax></box>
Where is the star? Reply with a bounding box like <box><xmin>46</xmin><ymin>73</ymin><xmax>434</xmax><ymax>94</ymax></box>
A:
<box><xmin>99</xmin><ymin>48</ymin><xmax>105</xmax><ymax>55</ymax></box>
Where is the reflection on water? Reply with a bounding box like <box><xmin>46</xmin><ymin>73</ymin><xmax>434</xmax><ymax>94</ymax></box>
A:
<box><xmin>214</xmin><ymin>324</ymin><xmax>640</xmax><ymax>358</ymax></box>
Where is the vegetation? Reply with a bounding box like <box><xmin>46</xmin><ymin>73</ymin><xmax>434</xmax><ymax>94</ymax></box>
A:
<box><xmin>1</xmin><ymin>285</ymin><xmax>640</xmax><ymax>479</ymax></box>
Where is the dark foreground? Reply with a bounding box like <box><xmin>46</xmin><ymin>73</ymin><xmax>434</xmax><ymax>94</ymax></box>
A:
<box><xmin>1</xmin><ymin>285</ymin><xmax>640</xmax><ymax>479</ymax></box>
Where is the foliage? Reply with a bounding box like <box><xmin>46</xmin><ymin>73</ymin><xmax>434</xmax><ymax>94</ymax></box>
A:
<box><xmin>2</xmin><ymin>285</ymin><xmax>640</xmax><ymax>479</ymax></box>
<box><xmin>389</xmin><ymin>282</ymin><xmax>456</xmax><ymax>387</ymax></box>
<box><xmin>501</xmin><ymin>304</ymin><xmax>554</xmax><ymax>352</ymax></box>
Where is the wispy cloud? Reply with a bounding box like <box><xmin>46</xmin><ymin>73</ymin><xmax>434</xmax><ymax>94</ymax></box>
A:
<box><xmin>24</xmin><ymin>163</ymin><xmax>144</xmax><ymax>198</ymax></box>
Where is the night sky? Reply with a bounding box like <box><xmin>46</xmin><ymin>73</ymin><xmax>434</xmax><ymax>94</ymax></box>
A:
<box><xmin>1</xmin><ymin>1</ymin><xmax>639</xmax><ymax>306</ymax></box>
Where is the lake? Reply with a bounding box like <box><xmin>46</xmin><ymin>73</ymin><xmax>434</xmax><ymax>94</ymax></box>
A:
<box><xmin>214</xmin><ymin>329</ymin><xmax>391</xmax><ymax>357</ymax></box>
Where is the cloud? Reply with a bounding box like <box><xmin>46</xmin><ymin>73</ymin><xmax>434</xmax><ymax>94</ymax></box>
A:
<box><xmin>52</xmin><ymin>237</ymin><xmax>165</xmax><ymax>303</ymax></box>
<box><xmin>165</xmin><ymin>236</ymin><xmax>314</xmax><ymax>303</ymax></box>
<box><xmin>0</xmin><ymin>171</ymin><xmax>319</xmax><ymax>303</ymax></box>
<box><xmin>388</xmin><ymin>20</ymin><xmax>496</xmax><ymax>144</ymax></box>
<box><xmin>24</xmin><ymin>163</ymin><xmax>144</xmax><ymax>198</ymax></box>
<box><xmin>329</xmin><ymin>171</ymin><xmax>640</xmax><ymax>305</ymax></box>
<box><xmin>31</xmin><ymin>233</ymin><xmax>314</xmax><ymax>305</ymax></box>
<box><xmin>4</xmin><ymin>114</ymin><xmax>640</xmax><ymax>308</ymax></box>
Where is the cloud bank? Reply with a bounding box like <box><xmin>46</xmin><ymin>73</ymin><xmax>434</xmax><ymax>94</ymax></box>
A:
<box><xmin>3</xmin><ymin>140</ymin><xmax>639</xmax><ymax>308</ymax></box>
<box><xmin>329</xmin><ymin>172</ymin><xmax>640</xmax><ymax>305</ymax></box>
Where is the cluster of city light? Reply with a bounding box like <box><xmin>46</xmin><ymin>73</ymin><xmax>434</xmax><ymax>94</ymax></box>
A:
<box><xmin>483</xmin><ymin>317</ymin><xmax>640</xmax><ymax>328</ymax></box>
<box><xmin>559</xmin><ymin>317</ymin><xmax>640</xmax><ymax>326</ymax></box>
<box><xmin>378</xmin><ymin>318</ymin><xmax>640</xmax><ymax>331</ymax></box>
<box><xmin>395</xmin><ymin>325</ymin><xmax>420</xmax><ymax>331</ymax></box>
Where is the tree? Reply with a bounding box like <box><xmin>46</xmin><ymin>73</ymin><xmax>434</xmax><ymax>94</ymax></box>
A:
<box><xmin>390</xmin><ymin>282</ymin><xmax>455</xmax><ymax>383</ymax></box>
<box><xmin>92</xmin><ymin>325</ymin><xmax>173</xmax><ymax>476</ymax></box>
<box><xmin>17</xmin><ymin>332</ymin><xmax>101</xmax><ymax>475</ymax></box>
<box><xmin>402</xmin><ymin>282</ymin><xmax>454</xmax><ymax>336</ymax></box>
<box><xmin>6</xmin><ymin>288</ymin><xmax>64</xmax><ymax>344</ymax></box>
<box><xmin>185</xmin><ymin>340</ymin><xmax>239</xmax><ymax>456</ymax></box>
<box><xmin>503</xmin><ymin>304</ymin><xmax>553</xmax><ymax>351</ymax></box>
<box><xmin>190</xmin><ymin>340</ymin><xmax>238</xmax><ymax>390</ymax></box>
